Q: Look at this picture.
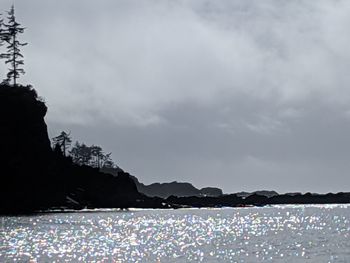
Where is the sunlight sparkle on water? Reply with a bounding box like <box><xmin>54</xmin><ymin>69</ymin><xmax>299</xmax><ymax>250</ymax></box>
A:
<box><xmin>1</xmin><ymin>205</ymin><xmax>350</xmax><ymax>262</ymax></box>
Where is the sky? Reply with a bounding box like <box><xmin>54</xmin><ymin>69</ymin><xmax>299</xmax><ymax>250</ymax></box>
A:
<box><xmin>2</xmin><ymin>0</ymin><xmax>350</xmax><ymax>193</ymax></box>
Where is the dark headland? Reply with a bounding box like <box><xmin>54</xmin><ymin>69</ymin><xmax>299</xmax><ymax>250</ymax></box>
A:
<box><xmin>1</xmin><ymin>84</ymin><xmax>350</xmax><ymax>214</ymax></box>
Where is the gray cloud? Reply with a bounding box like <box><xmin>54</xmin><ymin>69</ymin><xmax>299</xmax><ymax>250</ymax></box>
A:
<box><xmin>3</xmin><ymin>0</ymin><xmax>350</xmax><ymax>193</ymax></box>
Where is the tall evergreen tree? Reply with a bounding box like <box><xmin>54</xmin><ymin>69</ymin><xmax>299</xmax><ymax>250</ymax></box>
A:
<box><xmin>52</xmin><ymin>131</ymin><xmax>72</xmax><ymax>157</ymax></box>
<box><xmin>0</xmin><ymin>13</ymin><xmax>10</xmax><ymax>84</ymax></box>
<box><xmin>0</xmin><ymin>13</ymin><xmax>7</xmax><ymax>81</ymax></box>
<box><xmin>0</xmin><ymin>14</ymin><xmax>4</xmax><ymax>47</ymax></box>
<box><xmin>90</xmin><ymin>145</ymin><xmax>104</xmax><ymax>168</ymax></box>
<box><xmin>0</xmin><ymin>5</ymin><xmax>27</xmax><ymax>86</ymax></box>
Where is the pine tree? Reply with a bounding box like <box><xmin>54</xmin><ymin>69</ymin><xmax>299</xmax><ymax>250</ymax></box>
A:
<box><xmin>0</xmin><ymin>5</ymin><xmax>27</xmax><ymax>86</ymax></box>
<box><xmin>0</xmin><ymin>13</ymin><xmax>7</xmax><ymax>82</ymax></box>
<box><xmin>70</xmin><ymin>142</ymin><xmax>92</xmax><ymax>166</ymax></box>
<box><xmin>52</xmin><ymin>131</ymin><xmax>72</xmax><ymax>157</ymax></box>
<box><xmin>90</xmin><ymin>145</ymin><xmax>104</xmax><ymax>168</ymax></box>
<box><xmin>0</xmin><ymin>14</ymin><xmax>4</xmax><ymax>47</ymax></box>
<box><xmin>0</xmin><ymin>13</ymin><xmax>10</xmax><ymax>84</ymax></box>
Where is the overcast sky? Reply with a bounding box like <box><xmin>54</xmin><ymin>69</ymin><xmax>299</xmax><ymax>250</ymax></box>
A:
<box><xmin>2</xmin><ymin>0</ymin><xmax>350</xmax><ymax>193</ymax></box>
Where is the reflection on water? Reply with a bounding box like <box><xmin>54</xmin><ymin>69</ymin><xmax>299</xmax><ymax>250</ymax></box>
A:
<box><xmin>1</xmin><ymin>205</ymin><xmax>350</xmax><ymax>262</ymax></box>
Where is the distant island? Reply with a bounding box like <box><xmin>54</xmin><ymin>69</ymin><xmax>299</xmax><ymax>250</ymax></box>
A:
<box><xmin>103</xmin><ymin>167</ymin><xmax>223</xmax><ymax>198</ymax></box>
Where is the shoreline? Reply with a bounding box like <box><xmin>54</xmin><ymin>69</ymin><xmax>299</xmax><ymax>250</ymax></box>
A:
<box><xmin>2</xmin><ymin>203</ymin><xmax>350</xmax><ymax>216</ymax></box>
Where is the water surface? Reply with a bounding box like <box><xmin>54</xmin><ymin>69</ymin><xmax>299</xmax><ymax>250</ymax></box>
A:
<box><xmin>1</xmin><ymin>205</ymin><xmax>350</xmax><ymax>262</ymax></box>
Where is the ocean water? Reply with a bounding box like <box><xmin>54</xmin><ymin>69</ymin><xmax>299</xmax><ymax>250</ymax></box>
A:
<box><xmin>1</xmin><ymin>205</ymin><xmax>350</xmax><ymax>262</ymax></box>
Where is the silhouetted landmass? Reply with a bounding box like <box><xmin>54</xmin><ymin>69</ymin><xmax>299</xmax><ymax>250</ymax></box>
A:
<box><xmin>167</xmin><ymin>194</ymin><xmax>244</xmax><ymax>208</ymax></box>
<box><xmin>200</xmin><ymin>187</ymin><xmax>224</xmax><ymax>197</ymax></box>
<box><xmin>101</xmin><ymin>167</ymin><xmax>223</xmax><ymax>198</ymax></box>
<box><xmin>132</xmin><ymin>178</ymin><xmax>223</xmax><ymax>198</ymax></box>
<box><xmin>167</xmin><ymin>192</ymin><xmax>350</xmax><ymax>208</ymax></box>
<box><xmin>137</xmin><ymin>181</ymin><xmax>202</xmax><ymax>198</ymax></box>
<box><xmin>235</xmin><ymin>190</ymin><xmax>279</xmax><ymax>198</ymax></box>
<box><xmin>1</xmin><ymin>84</ymin><xmax>350</xmax><ymax>214</ymax></box>
<box><xmin>0</xmin><ymin>84</ymin><xmax>170</xmax><ymax>214</ymax></box>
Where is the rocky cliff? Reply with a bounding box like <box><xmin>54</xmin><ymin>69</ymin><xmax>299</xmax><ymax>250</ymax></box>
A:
<box><xmin>0</xmin><ymin>84</ymin><xmax>168</xmax><ymax>213</ymax></box>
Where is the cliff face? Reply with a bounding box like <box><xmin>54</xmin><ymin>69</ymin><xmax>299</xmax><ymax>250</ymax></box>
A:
<box><xmin>0</xmin><ymin>85</ymin><xmax>53</xmax><ymax>211</ymax></box>
<box><xmin>0</xmin><ymin>85</ymin><xmax>51</xmax><ymax>168</ymax></box>
<box><xmin>0</xmin><ymin>84</ymin><xmax>168</xmax><ymax>213</ymax></box>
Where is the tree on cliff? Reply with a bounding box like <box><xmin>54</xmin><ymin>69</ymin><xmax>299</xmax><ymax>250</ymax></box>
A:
<box><xmin>0</xmin><ymin>13</ymin><xmax>8</xmax><ymax>82</ymax></box>
<box><xmin>70</xmin><ymin>142</ymin><xmax>92</xmax><ymax>166</ymax></box>
<box><xmin>0</xmin><ymin>5</ymin><xmax>27</xmax><ymax>86</ymax></box>
<box><xmin>101</xmin><ymin>153</ymin><xmax>115</xmax><ymax>168</ymax></box>
<box><xmin>69</xmin><ymin>142</ymin><xmax>116</xmax><ymax>168</ymax></box>
<box><xmin>52</xmin><ymin>131</ymin><xmax>72</xmax><ymax>157</ymax></box>
<box><xmin>90</xmin><ymin>145</ymin><xmax>104</xmax><ymax>168</ymax></box>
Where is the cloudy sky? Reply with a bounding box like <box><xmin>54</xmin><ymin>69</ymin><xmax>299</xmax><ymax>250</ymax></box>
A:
<box><xmin>2</xmin><ymin>0</ymin><xmax>350</xmax><ymax>193</ymax></box>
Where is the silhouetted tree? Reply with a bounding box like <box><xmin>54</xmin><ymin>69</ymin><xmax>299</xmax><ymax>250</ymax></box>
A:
<box><xmin>0</xmin><ymin>13</ymin><xmax>7</xmax><ymax>82</ymax></box>
<box><xmin>90</xmin><ymin>145</ymin><xmax>104</xmax><ymax>168</ymax></box>
<box><xmin>52</xmin><ymin>131</ymin><xmax>72</xmax><ymax>157</ymax></box>
<box><xmin>53</xmin><ymin>143</ymin><xmax>63</xmax><ymax>155</ymax></box>
<box><xmin>69</xmin><ymin>141</ymin><xmax>116</xmax><ymax>168</ymax></box>
<box><xmin>102</xmin><ymin>153</ymin><xmax>115</xmax><ymax>168</ymax></box>
<box><xmin>0</xmin><ymin>14</ymin><xmax>4</xmax><ymax>48</ymax></box>
<box><xmin>0</xmin><ymin>5</ymin><xmax>27</xmax><ymax>86</ymax></box>
<box><xmin>70</xmin><ymin>142</ymin><xmax>92</xmax><ymax>165</ymax></box>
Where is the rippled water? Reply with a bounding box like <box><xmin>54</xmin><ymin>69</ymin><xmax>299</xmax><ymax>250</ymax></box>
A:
<box><xmin>1</xmin><ymin>205</ymin><xmax>350</xmax><ymax>262</ymax></box>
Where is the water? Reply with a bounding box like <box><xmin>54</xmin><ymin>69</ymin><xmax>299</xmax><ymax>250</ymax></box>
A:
<box><xmin>1</xmin><ymin>205</ymin><xmax>349</xmax><ymax>262</ymax></box>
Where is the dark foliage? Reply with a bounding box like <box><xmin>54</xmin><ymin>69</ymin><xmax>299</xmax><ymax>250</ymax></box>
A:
<box><xmin>0</xmin><ymin>5</ymin><xmax>27</xmax><ymax>85</ymax></box>
<box><xmin>68</xmin><ymin>141</ymin><xmax>114</xmax><ymax>168</ymax></box>
<box><xmin>52</xmin><ymin>131</ymin><xmax>72</xmax><ymax>157</ymax></box>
